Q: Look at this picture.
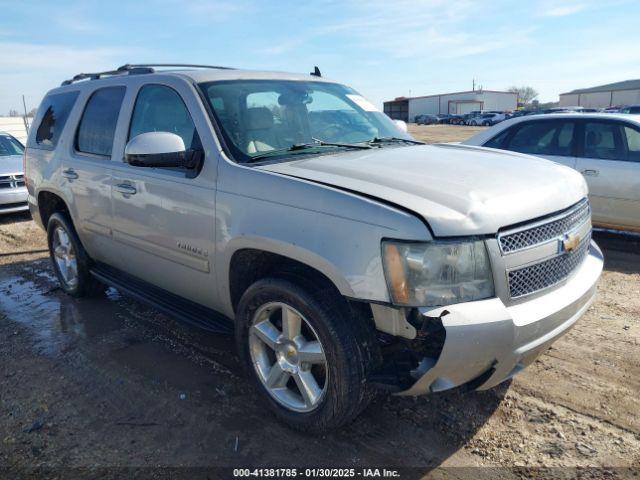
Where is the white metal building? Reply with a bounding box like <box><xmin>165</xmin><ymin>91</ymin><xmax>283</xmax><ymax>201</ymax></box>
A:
<box><xmin>384</xmin><ymin>90</ymin><xmax>517</xmax><ymax>122</ymax></box>
<box><xmin>559</xmin><ymin>79</ymin><xmax>640</xmax><ymax>109</ymax></box>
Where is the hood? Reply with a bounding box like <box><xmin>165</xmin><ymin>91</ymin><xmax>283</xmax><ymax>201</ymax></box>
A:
<box><xmin>257</xmin><ymin>144</ymin><xmax>587</xmax><ymax>237</ymax></box>
<box><xmin>0</xmin><ymin>155</ymin><xmax>24</xmax><ymax>175</ymax></box>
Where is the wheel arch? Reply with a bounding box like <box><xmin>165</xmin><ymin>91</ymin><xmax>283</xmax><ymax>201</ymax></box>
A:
<box><xmin>37</xmin><ymin>189</ymin><xmax>71</xmax><ymax>228</ymax></box>
<box><xmin>221</xmin><ymin>239</ymin><xmax>357</xmax><ymax>317</ymax></box>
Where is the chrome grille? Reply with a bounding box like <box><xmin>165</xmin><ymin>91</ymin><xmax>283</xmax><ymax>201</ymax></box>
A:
<box><xmin>0</xmin><ymin>174</ymin><xmax>25</xmax><ymax>189</ymax></box>
<box><xmin>508</xmin><ymin>233</ymin><xmax>591</xmax><ymax>298</ymax></box>
<box><xmin>499</xmin><ymin>199</ymin><xmax>590</xmax><ymax>253</ymax></box>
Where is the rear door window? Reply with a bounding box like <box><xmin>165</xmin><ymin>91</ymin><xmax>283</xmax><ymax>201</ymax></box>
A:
<box><xmin>582</xmin><ymin>122</ymin><xmax>624</xmax><ymax>160</ymax></box>
<box><xmin>506</xmin><ymin>120</ymin><xmax>575</xmax><ymax>156</ymax></box>
<box><xmin>29</xmin><ymin>91</ymin><xmax>80</xmax><ymax>150</ymax></box>
<box><xmin>76</xmin><ymin>87</ymin><xmax>126</xmax><ymax>157</ymax></box>
<box><xmin>622</xmin><ymin>125</ymin><xmax>640</xmax><ymax>162</ymax></box>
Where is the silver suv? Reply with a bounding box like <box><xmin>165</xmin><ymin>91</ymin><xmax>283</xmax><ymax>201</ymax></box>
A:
<box><xmin>25</xmin><ymin>64</ymin><xmax>603</xmax><ymax>432</ymax></box>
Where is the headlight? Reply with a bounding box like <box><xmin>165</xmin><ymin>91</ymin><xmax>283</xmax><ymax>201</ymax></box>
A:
<box><xmin>381</xmin><ymin>239</ymin><xmax>494</xmax><ymax>307</ymax></box>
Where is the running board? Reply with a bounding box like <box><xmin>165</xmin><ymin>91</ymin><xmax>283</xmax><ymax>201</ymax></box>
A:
<box><xmin>90</xmin><ymin>263</ymin><xmax>233</xmax><ymax>335</ymax></box>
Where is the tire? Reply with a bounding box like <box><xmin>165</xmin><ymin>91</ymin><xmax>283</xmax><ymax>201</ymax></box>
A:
<box><xmin>47</xmin><ymin>212</ymin><xmax>104</xmax><ymax>297</ymax></box>
<box><xmin>235</xmin><ymin>277</ymin><xmax>378</xmax><ymax>432</ymax></box>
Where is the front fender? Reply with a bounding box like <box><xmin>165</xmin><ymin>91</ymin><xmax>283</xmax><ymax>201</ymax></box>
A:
<box><xmin>214</xmin><ymin>160</ymin><xmax>431</xmax><ymax>318</ymax></box>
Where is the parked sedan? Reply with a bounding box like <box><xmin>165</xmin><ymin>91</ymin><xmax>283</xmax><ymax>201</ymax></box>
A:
<box><xmin>0</xmin><ymin>132</ymin><xmax>28</xmax><ymax>214</ymax></box>
<box><xmin>463</xmin><ymin>113</ymin><xmax>640</xmax><ymax>232</ymax></box>
<box><xmin>414</xmin><ymin>114</ymin><xmax>439</xmax><ymax>125</ymax></box>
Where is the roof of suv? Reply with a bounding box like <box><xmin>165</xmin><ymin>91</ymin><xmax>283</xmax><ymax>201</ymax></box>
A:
<box><xmin>55</xmin><ymin>65</ymin><xmax>336</xmax><ymax>92</ymax></box>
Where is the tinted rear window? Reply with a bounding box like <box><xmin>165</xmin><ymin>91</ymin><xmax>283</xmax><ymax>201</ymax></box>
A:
<box><xmin>29</xmin><ymin>91</ymin><xmax>79</xmax><ymax>150</ymax></box>
<box><xmin>76</xmin><ymin>87</ymin><xmax>126</xmax><ymax>156</ymax></box>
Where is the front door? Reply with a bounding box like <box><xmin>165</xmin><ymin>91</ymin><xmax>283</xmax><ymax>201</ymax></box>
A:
<box><xmin>576</xmin><ymin>120</ymin><xmax>640</xmax><ymax>230</ymax></box>
<box><xmin>109</xmin><ymin>82</ymin><xmax>218</xmax><ymax>308</ymax></box>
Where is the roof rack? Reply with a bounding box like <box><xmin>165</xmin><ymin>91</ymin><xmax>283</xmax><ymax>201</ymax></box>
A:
<box><xmin>121</xmin><ymin>63</ymin><xmax>236</xmax><ymax>71</ymax></box>
<box><xmin>61</xmin><ymin>63</ymin><xmax>236</xmax><ymax>86</ymax></box>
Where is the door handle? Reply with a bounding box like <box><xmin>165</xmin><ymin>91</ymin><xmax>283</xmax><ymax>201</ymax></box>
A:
<box><xmin>62</xmin><ymin>168</ymin><xmax>78</xmax><ymax>180</ymax></box>
<box><xmin>115</xmin><ymin>183</ymin><xmax>137</xmax><ymax>196</ymax></box>
<box><xmin>581</xmin><ymin>169</ymin><xmax>599</xmax><ymax>177</ymax></box>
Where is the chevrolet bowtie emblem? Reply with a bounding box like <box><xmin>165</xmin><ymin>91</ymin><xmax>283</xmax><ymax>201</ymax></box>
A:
<box><xmin>560</xmin><ymin>233</ymin><xmax>580</xmax><ymax>253</ymax></box>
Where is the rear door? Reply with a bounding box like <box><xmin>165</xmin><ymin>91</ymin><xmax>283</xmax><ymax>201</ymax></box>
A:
<box><xmin>575</xmin><ymin>120</ymin><xmax>640</xmax><ymax>230</ymax></box>
<box><xmin>500</xmin><ymin>119</ymin><xmax>578</xmax><ymax>169</ymax></box>
<box><xmin>62</xmin><ymin>86</ymin><xmax>126</xmax><ymax>258</ymax></box>
<box><xmin>108</xmin><ymin>80</ymin><xmax>218</xmax><ymax>308</ymax></box>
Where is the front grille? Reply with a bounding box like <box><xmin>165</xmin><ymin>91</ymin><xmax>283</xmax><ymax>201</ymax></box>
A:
<box><xmin>499</xmin><ymin>199</ymin><xmax>590</xmax><ymax>253</ymax></box>
<box><xmin>508</xmin><ymin>233</ymin><xmax>591</xmax><ymax>298</ymax></box>
<box><xmin>0</xmin><ymin>174</ymin><xmax>25</xmax><ymax>190</ymax></box>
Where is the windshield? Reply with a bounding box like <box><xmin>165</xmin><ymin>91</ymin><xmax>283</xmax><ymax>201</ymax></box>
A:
<box><xmin>198</xmin><ymin>80</ymin><xmax>413</xmax><ymax>163</ymax></box>
<box><xmin>0</xmin><ymin>135</ymin><xmax>24</xmax><ymax>156</ymax></box>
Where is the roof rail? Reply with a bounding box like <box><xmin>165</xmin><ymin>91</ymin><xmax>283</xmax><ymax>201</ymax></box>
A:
<box><xmin>61</xmin><ymin>65</ymin><xmax>153</xmax><ymax>86</ymax></box>
<box><xmin>119</xmin><ymin>63</ymin><xmax>236</xmax><ymax>71</ymax></box>
<box><xmin>60</xmin><ymin>63</ymin><xmax>236</xmax><ymax>86</ymax></box>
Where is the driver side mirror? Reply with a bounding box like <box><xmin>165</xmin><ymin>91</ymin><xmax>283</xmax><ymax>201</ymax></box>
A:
<box><xmin>124</xmin><ymin>132</ymin><xmax>201</xmax><ymax>170</ymax></box>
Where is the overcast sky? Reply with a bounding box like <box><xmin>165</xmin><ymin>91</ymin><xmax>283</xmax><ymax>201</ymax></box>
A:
<box><xmin>1</xmin><ymin>0</ymin><xmax>639</xmax><ymax>113</ymax></box>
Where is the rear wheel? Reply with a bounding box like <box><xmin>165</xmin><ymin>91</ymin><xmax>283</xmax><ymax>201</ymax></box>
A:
<box><xmin>236</xmin><ymin>277</ymin><xmax>377</xmax><ymax>432</ymax></box>
<box><xmin>47</xmin><ymin>212</ymin><xmax>104</xmax><ymax>297</ymax></box>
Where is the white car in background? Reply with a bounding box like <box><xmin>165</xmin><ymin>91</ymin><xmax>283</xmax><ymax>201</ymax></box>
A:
<box><xmin>469</xmin><ymin>112</ymin><xmax>505</xmax><ymax>126</ymax></box>
<box><xmin>464</xmin><ymin>113</ymin><xmax>640</xmax><ymax>232</ymax></box>
<box><xmin>0</xmin><ymin>132</ymin><xmax>28</xmax><ymax>214</ymax></box>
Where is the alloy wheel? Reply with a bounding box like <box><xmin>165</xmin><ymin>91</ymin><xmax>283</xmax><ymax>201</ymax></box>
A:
<box><xmin>249</xmin><ymin>302</ymin><xmax>328</xmax><ymax>412</ymax></box>
<box><xmin>52</xmin><ymin>226</ymin><xmax>78</xmax><ymax>288</ymax></box>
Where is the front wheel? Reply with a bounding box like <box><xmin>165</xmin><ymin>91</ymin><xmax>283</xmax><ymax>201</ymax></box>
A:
<box><xmin>236</xmin><ymin>277</ymin><xmax>378</xmax><ymax>432</ymax></box>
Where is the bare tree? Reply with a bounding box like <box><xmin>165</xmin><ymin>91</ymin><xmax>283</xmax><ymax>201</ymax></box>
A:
<box><xmin>8</xmin><ymin>109</ymin><xmax>20</xmax><ymax>117</ymax></box>
<box><xmin>508</xmin><ymin>86</ymin><xmax>539</xmax><ymax>106</ymax></box>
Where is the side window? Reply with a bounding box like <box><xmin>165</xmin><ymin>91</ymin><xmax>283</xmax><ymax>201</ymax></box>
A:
<box><xmin>484</xmin><ymin>128</ymin><xmax>511</xmax><ymax>149</ymax></box>
<box><xmin>623</xmin><ymin>125</ymin><xmax>640</xmax><ymax>162</ymax></box>
<box><xmin>129</xmin><ymin>85</ymin><xmax>201</xmax><ymax>151</ymax></box>
<box><xmin>76</xmin><ymin>87</ymin><xmax>126</xmax><ymax>156</ymax></box>
<box><xmin>29</xmin><ymin>91</ymin><xmax>79</xmax><ymax>150</ymax></box>
<box><xmin>583</xmin><ymin>122</ymin><xmax>624</xmax><ymax>160</ymax></box>
<box><xmin>506</xmin><ymin>121</ymin><xmax>574</xmax><ymax>156</ymax></box>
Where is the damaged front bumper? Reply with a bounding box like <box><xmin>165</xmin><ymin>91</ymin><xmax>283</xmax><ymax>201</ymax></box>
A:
<box><xmin>395</xmin><ymin>241</ymin><xmax>603</xmax><ymax>396</ymax></box>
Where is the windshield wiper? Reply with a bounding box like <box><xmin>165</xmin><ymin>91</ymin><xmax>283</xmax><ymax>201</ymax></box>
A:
<box><xmin>368</xmin><ymin>137</ymin><xmax>425</xmax><ymax>145</ymax></box>
<box><xmin>245</xmin><ymin>139</ymin><xmax>371</xmax><ymax>163</ymax></box>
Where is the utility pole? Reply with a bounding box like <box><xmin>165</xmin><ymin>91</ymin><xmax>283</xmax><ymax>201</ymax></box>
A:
<box><xmin>21</xmin><ymin>95</ymin><xmax>30</xmax><ymax>132</ymax></box>
<box><xmin>472</xmin><ymin>79</ymin><xmax>475</xmax><ymax>91</ymax></box>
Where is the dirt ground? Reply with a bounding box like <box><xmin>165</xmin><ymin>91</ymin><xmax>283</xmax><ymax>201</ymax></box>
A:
<box><xmin>407</xmin><ymin>124</ymin><xmax>487</xmax><ymax>143</ymax></box>
<box><xmin>1</xmin><ymin>125</ymin><xmax>639</xmax><ymax>478</ymax></box>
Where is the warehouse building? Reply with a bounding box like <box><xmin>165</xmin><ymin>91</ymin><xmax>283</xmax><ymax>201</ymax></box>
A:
<box><xmin>559</xmin><ymin>79</ymin><xmax>640</xmax><ymax>109</ymax></box>
<box><xmin>383</xmin><ymin>89</ymin><xmax>518</xmax><ymax>122</ymax></box>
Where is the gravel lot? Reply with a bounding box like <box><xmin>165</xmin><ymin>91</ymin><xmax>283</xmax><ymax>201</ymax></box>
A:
<box><xmin>1</xmin><ymin>125</ymin><xmax>639</xmax><ymax>478</ymax></box>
